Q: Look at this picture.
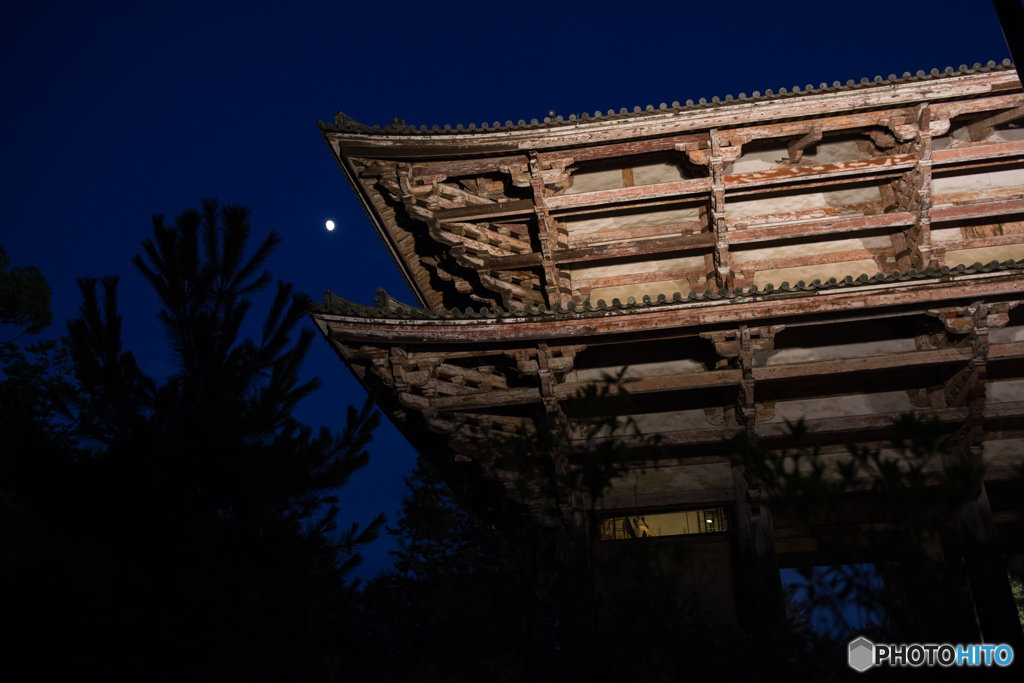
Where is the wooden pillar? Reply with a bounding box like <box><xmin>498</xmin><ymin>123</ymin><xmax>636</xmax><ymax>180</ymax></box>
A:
<box><xmin>931</xmin><ymin>301</ymin><xmax>1024</xmax><ymax>649</ymax></box>
<box><xmin>960</xmin><ymin>483</ymin><xmax>1024</xmax><ymax>650</ymax></box>
<box><xmin>709</xmin><ymin>130</ymin><xmax>734</xmax><ymax>291</ymax></box>
<box><xmin>725</xmin><ymin>324</ymin><xmax>784</xmax><ymax>629</ymax></box>
<box><xmin>528</xmin><ymin>153</ymin><xmax>572</xmax><ymax>309</ymax></box>
<box><xmin>731</xmin><ymin>459</ymin><xmax>785</xmax><ymax>630</ymax></box>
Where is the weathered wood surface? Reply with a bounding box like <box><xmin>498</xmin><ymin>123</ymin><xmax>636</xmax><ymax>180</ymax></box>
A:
<box><xmin>486</xmin><ymin>232</ymin><xmax>715</xmax><ymax>270</ymax></box>
<box><xmin>930</xmin><ymin>198</ymin><xmax>1024</xmax><ymax>222</ymax></box>
<box><xmin>751</xmin><ymin>346</ymin><xmax>974</xmax><ymax>381</ymax></box>
<box><xmin>932</xmin><ymin>139</ymin><xmax>1024</xmax><ymax>165</ymax></box>
<box><xmin>545</xmin><ymin>178</ymin><xmax>712</xmax><ymax>211</ymax></box>
<box><xmin>318</xmin><ymin>274</ymin><xmax>1024</xmax><ymax>345</ymax></box>
<box><xmin>432</xmin><ymin>199</ymin><xmax>535</xmax><ymax>222</ymax></box>
<box><xmin>330</xmin><ymin>72</ymin><xmax>1019</xmax><ymax>157</ymax></box>
<box><xmin>724</xmin><ymin>154</ymin><xmax>918</xmax><ymax>189</ymax></box>
<box><xmin>568</xmin><ymin>220</ymin><xmax>704</xmax><ymax>247</ymax></box>
<box><xmin>347</xmin><ymin>337</ymin><xmax>1024</xmax><ymax>414</ymax></box>
<box><xmin>579</xmin><ymin>403</ymin><xmax>1024</xmax><ymax>449</ymax></box>
<box><xmin>728</xmin><ymin>212</ymin><xmax>915</xmax><ymax>244</ymax></box>
<box><xmin>328</xmin><ymin>69</ymin><xmax>1024</xmax><ymax>328</ymax></box>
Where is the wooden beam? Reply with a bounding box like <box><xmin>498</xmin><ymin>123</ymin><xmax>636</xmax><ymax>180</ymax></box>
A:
<box><xmin>432</xmin><ymin>199</ymin><xmax>536</xmax><ymax>222</ymax></box>
<box><xmin>728</xmin><ymin>212</ymin><xmax>915</xmax><ymax>244</ymax></box>
<box><xmin>787</xmin><ymin>124</ymin><xmax>821</xmax><ymax>164</ymax></box>
<box><xmin>988</xmin><ymin>341</ymin><xmax>1024</xmax><ymax>361</ymax></box>
<box><xmin>317</xmin><ymin>276</ymin><xmax>1024</xmax><ymax>346</ymax></box>
<box><xmin>969</xmin><ymin>105</ymin><xmax>1024</xmax><ymax>141</ymax></box>
<box><xmin>940</xmin><ymin>233</ymin><xmax>1024</xmax><ymax>254</ymax></box>
<box><xmin>410</xmin><ymin>155</ymin><xmax>528</xmax><ymax>180</ymax></box>
<box><xmin>930</xmin><ymin>198</ymin><xmax>1024</xmax><ymax>223</ymax></box>
<box><xmin>728</xmin><ymin>201</ymin><xmax>888</xmax><ymax>229</ymax></box>
<box><xmin>556</xmin><ymin>368</ymin><xmax>742</xmax><ymax>399</ymax></box>
<box><xmin>537</xmin><ymin>133</ymin><xmax>708</xmax><ymax>165</ymax></box>
<box><xmin>932</xmin><ymin>139</ymin><xmax>1024</xmax><ymax>166</ymax></box>
<box><xmin>400</xmin><ymin>387</ymin><xmax>543</xmax><ymax>412</ymax></box>
<box><xmin>569</xmin><ymin>221</ymin><xmax>704</xmax><ymax>248</ymax></box>
<box><xmin>723</xmin><ymin>154</ymin><xmax>918</xmax><ymax>190</ymax></box>
<box><xmin>573</xmin><ymin>266</ymin><xmax>707</xmax><ymax>292</ymax></box>
<box><xmin>756</xmin><ymin>407</ymin><xmax>972</xmax><ymax>438</ymax></box>
<box><xmin>485</xmin><ymin>232</ymin><xmax>714</xmax><ymax>270</ymax></box>
<box><xmin>932</xmin><ymin>186</ymin><xmax>1024</xmax><ymax>206</ymax></box>
<box><xmin>621</xmin><ymin>167</ymin><xmax>635</xmax><ymax>187</ymax></box>
<box><xmin>752</xmin><ymin>346</ymin><xmax>974</xmax><ymax>382</ymax></box>
<box><xmin>545</xmin><ymin>177</ymin><xmax>712</xmax><ymax>212</ymax></box>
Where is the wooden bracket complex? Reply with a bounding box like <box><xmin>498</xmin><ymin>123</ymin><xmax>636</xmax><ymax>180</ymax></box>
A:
<box><xmin>788</xmin><ymin>124</ymin><xmax>821</xmax><ymax>164</ymax></box>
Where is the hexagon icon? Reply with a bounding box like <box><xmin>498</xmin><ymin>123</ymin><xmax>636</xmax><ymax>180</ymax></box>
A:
<box><xmin>848</xmin><ymin>637</ymin><xmax>874</xmax><ymax>672</ymax></box>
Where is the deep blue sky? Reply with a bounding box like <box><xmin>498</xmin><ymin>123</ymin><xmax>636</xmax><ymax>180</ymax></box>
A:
<box><xmin>0</xmin><ymin>1</ymin><xmax>1012</xmax><ymax>578</ymax></box>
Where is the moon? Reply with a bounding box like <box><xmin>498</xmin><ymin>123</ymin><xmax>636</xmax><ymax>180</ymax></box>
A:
<box><xmin>325</xmin><ymin>220</ymin><xmax>335</xmax><ymax>231</ymax></box>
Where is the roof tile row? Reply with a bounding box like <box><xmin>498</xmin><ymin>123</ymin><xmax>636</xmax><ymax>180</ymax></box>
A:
<box><xmin>320</xmin><ymin>61</ymin><xmax>1016</xmax><ymax>136</ymax></box>
<box><xmin>312</xmin><ymin>259</ymin><xmax>1024</xmax><ymax>321</ymax></box>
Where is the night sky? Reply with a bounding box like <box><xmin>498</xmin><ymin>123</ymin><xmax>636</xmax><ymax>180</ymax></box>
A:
<box><xmin>1</xmin><ymin>1</ymin><xmax>1012</xmax><ymax>579</ymax></box>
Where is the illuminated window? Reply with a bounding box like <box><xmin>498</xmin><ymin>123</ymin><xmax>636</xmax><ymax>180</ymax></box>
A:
<box><xmin>599</xmin><ymin>507</ymin><xmax>729</xmax><ymax>541</ymax></box>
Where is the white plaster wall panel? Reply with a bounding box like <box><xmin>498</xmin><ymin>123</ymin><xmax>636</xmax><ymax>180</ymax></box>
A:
<box><xmin>632</xmin><ymin>161</ymin><xmax>686</xmax><ymax>186</ymax></box>
<box><xmin>573</xmin><ymin>254</ymin><xmax>704</xmax><ymax>280</ymax></box>
<box><xmin>986</xmin><ymin>379</ymin><xmax>1024</xmax><ymax>403</ymax></box>
<box><xmin>576</xmin><ymin>359</ymin><xmax>706</xmax><ymax>384</ymax></box>
<box><xmin>752</xmin><ymin>259</ymin><xmax>879</xmax><ymax>289</ymax></box>
<box><xmin>564</xmin><ymin>168</ymin><xmax>622</xmax><ymax>195</ymax></box>
<box><xmin>566</xmin><ymin>206</ymin><xmax>701</xmax><ymax>238</ymax></box>
<box><xmin>727</xmin><ymin>186</ymin><xmax>881</xmax><ymax>221</ymax></box>
<box><xmin>990</xmin><ymin>325</ymin><xmax>1024</xmax><ymax>343</ymax></box>
<box><xmin>728</xmin><ymin>145</ymin><xmax>788</xmax><ymax>174</ymax></box>
<box><xmin>628</xmin><ymin>409</ymin><xmax>716</xmax><ymax>434</ymax></box>
<box><xmin>807</xmin><ymin>139</ymin><xmax>874</xmax><ymax>164</ymax></box>
<box><xmin>607</xmin><ymin>462</ymin><xmax>733</xmax><ymax>496</ymax></box>
<box><xmin>767</xmin><ymin>390</ymin><xmax>920</xmax><ymax>423</ymax></box>
<box><xmin>982</xmin><ymin>439</ymin><xmax>1024</xmax><ymax>467</ymax></box>
<box><xmin>756</xmin><ymin>338</ymin><xmax>917</xmax><ymax>367</ymax></box>
<box><xmin>728</xmin><ymin>192</ymin><xmax>831</xmax><ymax>219</ymax></box>
<box><xmin>727</xmin><ymin>140</ymin><xmax>871</xmax><ymax>175</ymax></box>
<box><xmin>931</xmin><ymin>226</ymin><xmax>963</xmax><ymax>242</ymax></box>
<box><xmin>590</xmin><ymin>278</ymin><xmax>693</xmax><ymax>304</ymax></box>
<box><xmin>993</xmin><ymin>127</ymin><xmax>1024</xmax><ymax>142</ymax></box>
<box><xmin>821</xmin><ymin>186</ymin><xmax>884</xmax><ymax>207</ymax></box>
<box><xmin>932</xmin><ymin>167</ymin><xmax>1024</xmax><ymax>195</ymax></box>
<box><xmin>586</xmin><ymin>408</ymin><xmax>713</xmax><ymax>439</ymax></box>
<box><xmin>732</xmin><ymin>235</ymin><xmax>891</xmax><ymax>265</ymax></box>
<box><xmin>944</xmin><ymin>244</ymin><xmax>1024</xmax><ymax>265</ymax></box>
<box><xmin>948</xmin><ymin>125</ymin><xmax>1024</xmax><ymax>146</ymax></box>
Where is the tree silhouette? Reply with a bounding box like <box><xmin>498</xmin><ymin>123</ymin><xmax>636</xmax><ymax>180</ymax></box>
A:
<box><xmin>2</xmin><ymin>200</ymin><xmax>384</xmax><ymax>681</ymax></box>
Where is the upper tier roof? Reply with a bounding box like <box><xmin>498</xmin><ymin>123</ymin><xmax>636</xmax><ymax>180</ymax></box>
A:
<box><xmin>319</xmin><ymin>61</ymin><xmax>1016</xmax><ymax>137</ymax></box>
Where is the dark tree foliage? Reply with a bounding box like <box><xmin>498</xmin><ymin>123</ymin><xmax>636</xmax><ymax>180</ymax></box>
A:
<box><xmin>0</xmin><ymin>245</ymin><xmax>52</xmax><ymax>341</ymax></box>
<box><xmin>731</xmin><ymin>415</ymin><xmax>1024</xmax><ymax>678</ymax></box>
<box><xmin>346</xmin><ymin>380</ymin><xmax>859</xmax><ymax>682</ymax></box>
<box><xmin>1</xmin><ymin>201</ymin><xmax>384</xmax><ymax>681</ymax></box>
<box><xmin>348</xmin><ymin>458</ymin><xmax>564</xmax><ymax>683</ymax></box>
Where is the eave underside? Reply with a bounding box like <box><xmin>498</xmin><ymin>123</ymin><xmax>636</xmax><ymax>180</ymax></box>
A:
<box><xmin>311</xmin><ymin>269</ymin><xmax>1024</xmax><ymax>526</ymax></box>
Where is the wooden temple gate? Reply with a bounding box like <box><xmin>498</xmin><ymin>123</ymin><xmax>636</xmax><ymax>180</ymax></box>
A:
<box><xmin>312</xmin><ymin>61</ymin><xmax>1024</xmax><ymax>643</ymax></box>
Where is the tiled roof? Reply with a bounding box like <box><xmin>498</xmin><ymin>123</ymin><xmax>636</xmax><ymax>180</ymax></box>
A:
<box><xmin>311</xmin><ymin>259</ymin><xmax>1024</xmax><ymax>321</ymax></box>
<box><xmin>319</xmin><ymin>61</ymin><xmax>1016</xmax><ymax>136</ymax></box>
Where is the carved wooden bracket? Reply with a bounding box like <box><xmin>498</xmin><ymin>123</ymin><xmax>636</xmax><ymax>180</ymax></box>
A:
<box><xmin>925</xmin><ymin>300</ymin><xmax>1019</xmax><ymax>335</ymax></box>
<box><xmin>685</xmin><ymin>145</ymin><xmax>742</xmax><ymax>166</ymax></box>
<box><xmin>700</xmin><ymin>325</ymin><xmax>784</xmax><ymax>359</ymax></box>
<box><xmin>787</xmin><ymin>124</ymin><xmax>821</xmax><ymax>164</ymax></box>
